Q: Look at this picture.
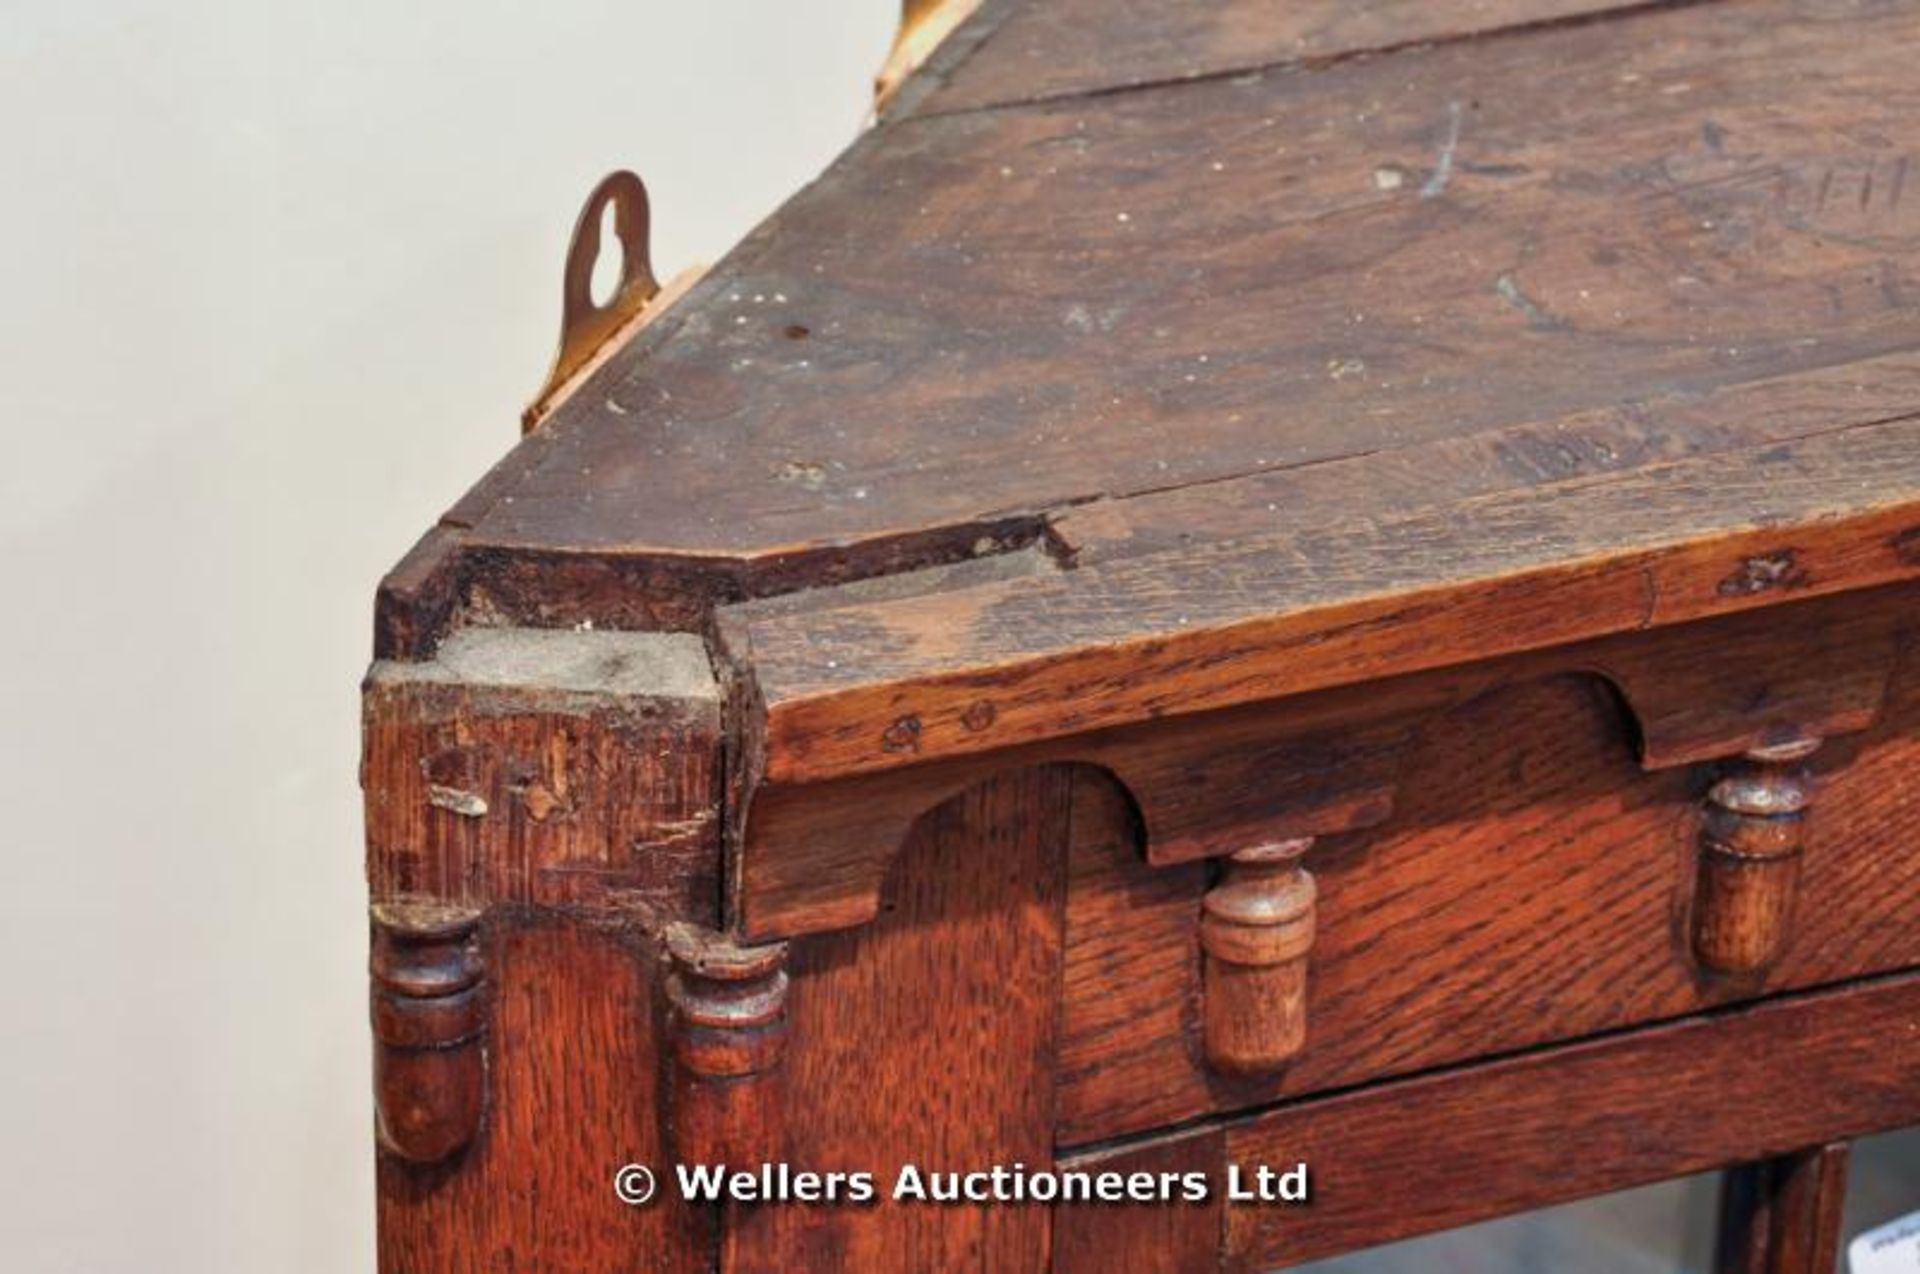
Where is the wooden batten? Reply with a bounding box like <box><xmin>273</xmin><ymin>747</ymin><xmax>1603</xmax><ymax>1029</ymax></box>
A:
<box><xmin>727</xmin><ymin>423</ymin><xmax>1920</xmax><ymax>789</ymax></box>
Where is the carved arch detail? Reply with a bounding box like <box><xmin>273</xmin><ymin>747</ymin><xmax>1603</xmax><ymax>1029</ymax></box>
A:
<box><xmin>732</xmin><ymin>591</ymin><xmax>1907</xmax><ymax>943</ymax></box>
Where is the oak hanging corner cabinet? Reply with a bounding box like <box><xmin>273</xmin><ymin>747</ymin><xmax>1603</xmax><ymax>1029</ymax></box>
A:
<box><xmin>361</xmin><ymin>1</ymin><xmax>1920</xmax><ymax>1269</ymax></box>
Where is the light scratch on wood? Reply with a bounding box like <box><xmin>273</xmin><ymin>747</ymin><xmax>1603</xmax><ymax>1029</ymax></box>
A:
<box><xmin>1494</xmin><ymin>273</ymin><xmax>1571</xmax><ymax>332</ymax></box>
<box><xmin>1421</xmin><ymin>101</ymin><xmax>1464</xmax><ymax>199</ymax></box>
<box><xmin>427</xmin><ymin>784</ymin><xmax>489</xmax><ymax>817</ymax></box>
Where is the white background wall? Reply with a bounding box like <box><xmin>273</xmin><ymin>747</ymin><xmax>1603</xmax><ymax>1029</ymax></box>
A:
<box><xmin>0</xmin><ymin>4</ymin><xmax>892</xmax><ymax>1269</ymax></box>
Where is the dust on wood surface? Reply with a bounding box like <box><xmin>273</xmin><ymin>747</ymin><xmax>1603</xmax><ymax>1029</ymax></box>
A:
<box><xmin>449</xmin><ymin>0</ymin><xmax>1920</xmax><ymax>586</ymax></box>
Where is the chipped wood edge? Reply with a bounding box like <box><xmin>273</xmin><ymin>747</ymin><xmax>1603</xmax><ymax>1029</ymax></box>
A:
<box><xmin>727</xmin><ymin>425</ymin><xmax>1920</xmax><ymax>787</ymax></box>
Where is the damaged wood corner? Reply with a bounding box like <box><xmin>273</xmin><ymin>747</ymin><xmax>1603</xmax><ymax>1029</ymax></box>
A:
<box><xmin>362</xmin><ymin>625</ymin><xmax>727</xmax><ymax>923</ymax></box>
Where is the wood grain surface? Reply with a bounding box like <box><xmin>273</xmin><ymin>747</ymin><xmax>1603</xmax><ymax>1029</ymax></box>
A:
<box><xmin>1054</xmin><ymin>661</ymin><xmax>1920</xmax><ymax>1143</ymax></box>
<box><xmin>363</xmin><ymin>629</ymin><xmax>727</xmax><ymax>1268</ymax></box>
<box><xmin>361</xmin><ymin>3</ymin><xmax>1920</xmax><ymax>1268</ymax></box>
<box><xmin>731</xmin><ymin>585</ymin><xmax>1912</xmax><ymax>938</ymax></box>
<box><xmin>1058</xmin><ymin>968</ymin><xmax>1920</xmax><ymax>1271</ymax></box>
<box><xmin>729</xmin><ymin>421</ymin><xmax>1920</xmax><ymax>784</ymax></box>
<box><xmin>386</xmin><ymin>0</ymin><xmax>1920</xmax><ymax>648</ymax></box>
<box><xmin>1219</xmin><ymin>969</ymin><xmax>1920</xmax><ymax>1270</ymax></box>
<box><xmin>899</xmin><ymin>0</ymin><xmax>1667</xmax><ymax>115</ymax></box>
<box><xmin>1055</xmin><ymin>351</ymin><xmax>1920</xmax><ymax>567</ymax></box>
<box><xmin>1051</xmin><ymin>1132</ymin><xmax>1223</xmax><ymax>1274</ymax></box>
<box><xmin>728</xmin><ymin>768</ymin><xmax>1071</xmax><ymax>1270</ymax></box>
<box><xmin>1057</xmin><ymin>770</ymin><xmax>1210</xmax><ymax>1140</ymax></box>
<box><xmin>376</xmin><ymin>918</ymin><xmax>709</xmax><ymax>1273</ymax></box>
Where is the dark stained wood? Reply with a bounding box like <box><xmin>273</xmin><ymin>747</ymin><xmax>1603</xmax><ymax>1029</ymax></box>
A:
<box><xmin>732</xmin><ymin>665</ymin><xmax>1413</xmax><ymax>936</ymax></box>
<box><xmin>1052</xmin><ymin>660</ymin><xmax>1920</xmax><ymax>1144</ymax></box>
<box><xmin>369</xmin><ymin>902</ymin><xmax>487</xmax><ymax>1164</ymax></box>
<box><xmin>1763</xmin><ymin>1145</ymin><xmax>1852</xmax><ymax>1274</ymax></box>
<box><xmin>1774</xmin><ymin>1143</ymin><xmax>1850</xmax><ymax>1274</ymax></box>
<box><xmin>728</xmin><ymin>420</ymin><xmax>1920</xmax><ymax>785</ymax></box>
<box><xmin>1058</xmin><ymin>770</ymin><xmax>1207</xmax><ymax>1141</ymax></box>
<box><xmin>1716</xmin><ymin>1145</ymin><xmax>1852</xmax><ymax>1274</ymax></box>
<box><xmin>664</xmin><ymin>927</ymin><xmax>791</xmax><ymax>1168</ymax></box>
<box><xmin>374</xmin><ymin>525</ymin><xmax>465</xmax><ymax>661</ymax></box>
<box><xmin>728</xmin><ymin>768</ymin><xmax>1071</xmax><ymax>1271</ymax></box>
<box><xmin>377</xmin><ymin>917</ymin><xmax>710</xmax><ymax>1273</ymax></box>
<box><xmin>900</xmin><ymin>0</ymin><xmax>1668</xmax><ymax>116</ymax></box>
<box><xmin>1590</xmin><ymin>595</ymin><xmax>1899</xmax><ymax>769</ymax></box>
<box><xmin>376</xmin><ymin>0</ymin><xmax>1920</xmax><ymax>652</ymax></box>
<box><xmin>1056</xmin><ymin>351</ymin><xmax>1920</xmax><ymax>567</ymax></box>
<box><xmin>1720</xmin><ymin>1157</ymin><xmax>1777</xmax><ymax>1274</ymax></box>
<box><xmin>1691</xmin><ymin>741</ymin><xmax>1819</xmax><ymax>978</ymax></box>
<box><xmin>1055</xmin><ymin>967</ymin><xmax>1920</xmax><ymax>1272</ymax></box>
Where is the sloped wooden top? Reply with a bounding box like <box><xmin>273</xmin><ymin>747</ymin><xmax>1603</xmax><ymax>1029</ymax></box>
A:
<box><xmin>449</xmin><ymin>0</ymin><xmax>1916</xmax><ymax>565</ymax></box>
<box><xmin>389</xmin><ymin>0</ymin><xmax>1920</xmax><ymax>783</ymax></box>
<box><xmin>890</xmin><ymin>0</ymin><xmax>1659</xmax><ymax>116</ymax></box>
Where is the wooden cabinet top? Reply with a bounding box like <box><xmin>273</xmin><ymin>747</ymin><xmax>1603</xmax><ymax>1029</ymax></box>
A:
<box><xmin>384</xmin><ymin>0</ymin><xmax>1920</xmax><ymax>785</ymax></box>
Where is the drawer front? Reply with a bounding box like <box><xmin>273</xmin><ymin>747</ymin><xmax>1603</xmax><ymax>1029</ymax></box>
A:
<box><xmin>1054</xmin><ymin>970</ymin><xmax>1920</xmax><ymax>1273</ymax></box>
<box><xmin>1058</xmin><ymin>662</ymin><xmax>1920</xmax><ymax>1145</ymax></box>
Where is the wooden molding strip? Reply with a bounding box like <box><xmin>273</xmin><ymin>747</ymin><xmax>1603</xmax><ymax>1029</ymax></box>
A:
<box><xmin>731</xmin><ymin>585</ymin><xmax>1906</xmax><ymax>939</ymax></box>
<box><xmin>722</xmin><ymin>418</ymin><xmax>1920</xmax><ymax>787</ymax></box>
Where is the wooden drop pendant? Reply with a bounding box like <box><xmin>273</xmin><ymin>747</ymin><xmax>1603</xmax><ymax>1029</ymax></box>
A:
<box><xmin>1199</xmin><ymin>838</ymin><xmax>1318</xmax><ymax>1074</ymax></box>
<box><xmin>370</xmin><ymin>900</ymin><xmax>487</xmax><ymax>1163</ymax></box>
<box><xmin>666</xmin><ymin>925</ymin><xmax>791</xmax><ymax>1164</ymax></box>
<box><xmin>1692</xmin><ymin>740</ymin><xmax>1819</xmax><ymax>977</ymax></box>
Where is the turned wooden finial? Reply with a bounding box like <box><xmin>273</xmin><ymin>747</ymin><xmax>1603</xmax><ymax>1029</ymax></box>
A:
<box><xmin>665</xmin><ymin>925</ymin><xmax>791</xmax><ymax>1164</ymax></box>
<box><xmin>1691</xmin><ymin>739</ymin><xmax>1819</xmax><ymax>977</ymax></box>
<box><xmin>370</xmin><ymin>900</ymin><xmax>487</xmax><ymax>1163</ymax></box>
<box><xmin>1200</xmin><ymin>838</ymin><xmax>1318</xmax><ymax>1074</ymax></box>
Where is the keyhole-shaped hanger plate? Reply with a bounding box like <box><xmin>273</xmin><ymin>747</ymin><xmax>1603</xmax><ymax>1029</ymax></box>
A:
<box><xmin>524</xmin><ymin>170</ymin><xmax>660</xmax><ymax>431</ymax></box>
